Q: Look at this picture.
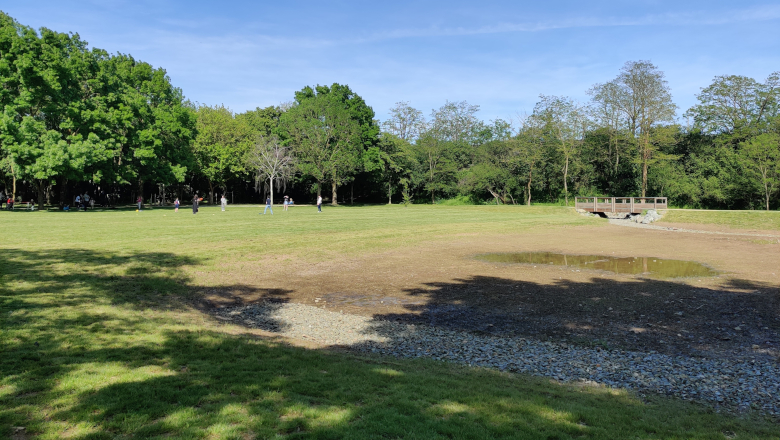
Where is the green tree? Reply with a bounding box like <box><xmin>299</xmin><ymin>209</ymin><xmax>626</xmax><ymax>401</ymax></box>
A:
<box><xmin>382</xmin><ymin>101</ymin><xmax>425</xmax><ymax>141</ymax></box>
<box><xmin>365</xmin><ymin>132</ymin><xmax>420</xmax><ymax>204</ymax></box>
<box><xmin>512</xmin><ymin>123</ymin><xmax>546</xmax><ymax>206</ymax></box>
<box><xmin>590</xmin><ymin>61</ymin><xmax>677</xmax><ymax>196</ymax></box>
<box><xmin>280</xmin><ymin>84</ymin><xmax>370</xmax><ymax>204</ymax></box>
<box><xmin>685</xmin><ymin>73</ymin><xmax>780</xmax><ymax>138</ymax></box>
<box><xmin>463</xmin><ymin>140</ymin><xmax>519</xmax><ymax>204</ymax></box>
<box><xmin>531</xmin><ymin>95</ymin><xmax>588</xmax><ymax>205</ymax></box>
<box><xmin>236</xmin><ymin>106</ymin><xmax>283</xmax><ymax>138</ymax></box>
<box><xmin>192</xmin><ymin>104</ymin><xmax>252</xmax><ymax>204</ymax></box>
<box><xmin>739</xmin><ymin>133</ymin><xmax>780</xmax><ymax>211</ymax></box>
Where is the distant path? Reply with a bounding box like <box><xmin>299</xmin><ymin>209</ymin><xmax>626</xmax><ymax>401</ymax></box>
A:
<box><xmin>607</xmin><ymin>219</ymin><xmax>780</xmax><ymax>238</ymax></box>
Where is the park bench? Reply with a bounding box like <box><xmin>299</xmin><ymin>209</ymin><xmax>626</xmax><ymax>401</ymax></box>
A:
<box><xmin>10</xmin><ymin>201</ymin><xmax>36</xmax><ymax>211</ymax></box>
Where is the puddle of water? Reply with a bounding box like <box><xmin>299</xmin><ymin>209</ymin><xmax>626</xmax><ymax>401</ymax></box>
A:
<box><xmin>476</xmin><ymin>252</ymin><xmax>718</xmax><ymax>279</ymax></box>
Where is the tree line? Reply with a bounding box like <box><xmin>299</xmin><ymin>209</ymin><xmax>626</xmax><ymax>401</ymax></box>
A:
<box><xmin>1</xmin><ymin>12</ymin><xmax>779</xmax><ymax>210</ymax></box>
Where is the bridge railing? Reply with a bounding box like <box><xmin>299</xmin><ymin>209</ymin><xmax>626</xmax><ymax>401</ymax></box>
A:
<box><xmin>574</xmin><ymin>197</ymin><xmax>667</xmax><ymax>213</ymax></box>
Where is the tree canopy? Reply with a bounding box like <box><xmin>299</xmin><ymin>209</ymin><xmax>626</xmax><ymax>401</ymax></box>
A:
<box><xmin>2</xmin><ymin>11</ymin><xmax>779</xmax><ymax>211</ymax></box>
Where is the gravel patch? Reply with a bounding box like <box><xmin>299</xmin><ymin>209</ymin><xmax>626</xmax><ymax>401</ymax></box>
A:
<box><xmin>215</xmin><ymin>301</ymin><xmax>780</xmax><ymax>418</ymax></box>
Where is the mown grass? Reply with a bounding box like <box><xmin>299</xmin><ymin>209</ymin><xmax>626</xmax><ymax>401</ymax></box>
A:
<box><xmin>1</xmin><ymin>205</ymin><xmax>777</xmax><ymax>439</ymax></box>
<box><xmin>660</xmin><ymin>209</ymin><xmax>780</xmax><ymax>231</ymax></box>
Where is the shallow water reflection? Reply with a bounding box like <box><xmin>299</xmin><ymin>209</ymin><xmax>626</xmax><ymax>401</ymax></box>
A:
<box><xmin>476</xmin><ymin>252</ymin><xmax>719</xmax><ymax>279</ymax></box>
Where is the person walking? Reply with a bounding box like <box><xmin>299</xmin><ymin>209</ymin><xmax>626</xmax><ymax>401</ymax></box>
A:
<box><xmin>84</xmin><ymin>193</ymin><xmax>91</xmax><ymax>210</ymax></box>
<box><xmin>220</xmin><ymin>194</ymin><xmax>227</xmax><ymax>212</ymax></box>
<box><xmin>192</xmin><ymin>194</ymin><xmax>200</xmax><ymax>214</ymax></box>
<box><xmin>7</xmin><ymin>196</ymin><xmax>13</xmax><ymax>211</ymax></box>
<box><xmin>283</xmin><ymin>195</ymin><xmax>289</xmax><ymax>211</ymax></box>
<box><xmin>262</xmin><ymin>196</ymin><xmax>273</xmax><ymax>215</ymax></box>
<box><xmin>174</xmin><ymin>198</ymin><xmax>180</xmax><ymax>212</ymax></box>
<box><xmin>136</xmin><ymin>196</ymin><xmax>143</xmax><ymax>211</ymax></box>
<box><xmin>317</xmin><ymin>195</ymin><xmax>322</xmax><ymax>213</ymax></box>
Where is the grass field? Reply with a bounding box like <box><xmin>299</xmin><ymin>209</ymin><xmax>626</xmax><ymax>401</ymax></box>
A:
<box><xmin>1</xmin><ymin>205</ymin><xmax>778</xmax><ymax>439</ymax></box>
<box><xmin>660</xmin><ymin>209</ymin><xmax>780</xmax><ymax>231</ymax></box>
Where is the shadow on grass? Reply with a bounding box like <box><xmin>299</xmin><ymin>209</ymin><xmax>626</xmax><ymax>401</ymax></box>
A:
<box><xmin>1</xmin><ymin>248</ymin><xmax>778</xmax><ymax>438</ymax></box>
<box><xmin>6</xmin><ymin>328</ymin><xmax>778</xmax><ymax>440</ymax></box>
<box><xmin>361</xmin><ymin>275</ymin><xmax>779</xmax><ymax>358</ymax></box>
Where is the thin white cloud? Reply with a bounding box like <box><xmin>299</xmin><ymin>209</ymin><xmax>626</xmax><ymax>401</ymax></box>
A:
<box><xmin>363</xmin><ymin>4</ymin><xmax>780</xmax><ymax>41</ymax></box>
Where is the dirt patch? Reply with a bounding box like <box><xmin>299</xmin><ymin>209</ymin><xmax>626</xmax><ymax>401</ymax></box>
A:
<box><xmin>199</xmin><ymin>223</ymin><xmax>780</xmax><ymax>361</ymax></box>
<box><xmin>654</xmin><ymin>221</ymin><xmax>780</xmax><ymax>237</ymax></box>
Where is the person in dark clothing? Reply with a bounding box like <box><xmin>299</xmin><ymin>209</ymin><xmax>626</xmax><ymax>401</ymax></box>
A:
<box><xmin>192</xmin><ymin>194</ymin><xmax>200</xmax><ymax>214</ymax></box>
<box><xmin>262</xmin><ymin>196</ymin><xmax>273</xmax><ymax>215</ymax></box>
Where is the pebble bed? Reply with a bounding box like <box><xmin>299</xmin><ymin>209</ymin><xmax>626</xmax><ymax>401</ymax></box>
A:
<box><xmin>215</xmin><ymin>301</ymin><xmax>780</xmax><ymax>417</ymax></box>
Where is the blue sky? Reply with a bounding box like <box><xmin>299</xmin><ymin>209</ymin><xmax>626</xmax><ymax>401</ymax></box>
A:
<box><xmin>4</xmin><ymin>0</ymin><xmax>780</xmax><ymax>123</ymax></box>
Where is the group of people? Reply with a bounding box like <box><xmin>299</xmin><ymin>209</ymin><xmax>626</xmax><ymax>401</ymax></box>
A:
<box><xmin>75</xmin><ymin>193</ymin><xmax>94</xmax><ymax>210</ymax></box>
<box><xmin>261</xmin><ymin>195</ymin><xmax>296</xmax><ymax>215</ymax></box>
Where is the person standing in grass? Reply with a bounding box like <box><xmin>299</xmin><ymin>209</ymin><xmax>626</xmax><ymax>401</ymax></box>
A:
<box><xmin>174</xmin><ymin>198</ymin><xmax>180</xmax><ymax>212</ymax></box>
<box><xmin>221</xmin><ymin>194</ymin><xmax>227</xmax><ymax>212</ymax></box>
<box><xmin>136</xmin><ymin>196</ymin><xmax>143</xmax><ymax>211</ymax></box>
<box><xmin>192</xmin><ymin>194</ymin><xmax>199</xmax><ymax>214</ymax></box>
<box><xmin>262</xmin><ymin>196</ymin><xmax>273</xmax><ymax>215</ymax></box>
<box><xmin>317</xmin><ymin>195</ymin><xmax>322</xmax><ymax>213</ymax></box>
<box><xmin>283</xmin><ymin>195</ymin><xmax>289</xmax><ymax>211</ymax></box>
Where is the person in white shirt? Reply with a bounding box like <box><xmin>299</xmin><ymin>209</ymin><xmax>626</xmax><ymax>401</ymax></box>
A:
<box><xmin>220</xmin><ymin>195</ymin><xmax>227</xmax><ymax>211</ymax></box>
<box><xmin>317</xmin><ymin>195</ymin><xmax>322</xmax><ymax>213</ymax></box>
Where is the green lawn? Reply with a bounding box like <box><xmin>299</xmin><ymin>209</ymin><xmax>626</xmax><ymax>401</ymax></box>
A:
<box><xmin>660</xmin><ymin>209</ymin><xmax>780</xmax><ymax>231</ymax></box>
<box><xmin>1</xmin><ymin>205</ymin><xmax>777</xmax><ymax>439</ymax></box>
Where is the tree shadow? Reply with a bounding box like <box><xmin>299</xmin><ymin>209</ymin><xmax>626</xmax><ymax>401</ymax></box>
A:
<box><xmin>1</xmin><ymin>250</ymin><xmax>778</xmax><ymax>437</ymax></box>
<box><xmin>16</xmin><ymin>329</ymin><xmax>771</xmax><ymax>439</ymax></box>
<box><xmin>364</xmin><ymin>275</ymin><xmax>779</xmax><ymax>359</ymax></box>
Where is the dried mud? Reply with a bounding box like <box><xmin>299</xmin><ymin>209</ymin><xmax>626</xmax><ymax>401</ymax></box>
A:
<box><xmin>200</xmin><ymin>223</ymin><xmax>780</xmax><ymax>361</ymax></box>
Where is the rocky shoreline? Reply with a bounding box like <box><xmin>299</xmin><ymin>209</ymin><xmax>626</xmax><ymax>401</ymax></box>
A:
<box><xmin>214</xmin><ymin>301</ymin><xmax>780</xmax><ymax>418</ymax></box>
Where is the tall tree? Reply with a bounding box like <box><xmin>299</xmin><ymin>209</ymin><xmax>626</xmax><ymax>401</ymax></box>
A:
<box><xmin>236</xmin><ymin>106</ymin><xmax>283</xmax><ymax>138</ymax></box>
<box><xmin>382</xmin><ymin>101</ymin><xmax>425</xmax><ymax>141</ymax></box>
<box><xmin>192</xmin><ymin>104</ymin><xmax>252</xmax><ymax>204</ymax></box>
<box><xmin>531</xmin><ymin>95</ymin><xmax>588</xmax><ymax>206</ymax></box>
<box><xmin>590</xmin><ymin>61</ymin><xmax>677</xmax><ymax>196</ymax></box>
<box><xmin>365</xmin><ymin>132</ymin><xmax>420</xmax><ymax>204</ymax></box>
<box><xmin>247</xmin><ymin>135</ymin><xmax>295</xmax><ymax>206</ymax></box>
<box><xmin>429</xmin><ymin>100</ymin><xmax>481</xmax><ymax>144</ymax></box>
<box><xmin>739</xmin><ymin>133</ymin><xmax>780</xmax><ymax>211</ymax></box>
<box><xmin>685</xmin><ymin>73</ymin><xmax>780</xmax><ymax>137</ymax></box>
<box><xmin>280</xmin><ymin>84</ymin><xmax>370</xmax><ymax>204</ymax></box>
<box><xmin>511</xmin><ymin>123</ymin><xmax>546</xmax><ymax>205</ymax></box>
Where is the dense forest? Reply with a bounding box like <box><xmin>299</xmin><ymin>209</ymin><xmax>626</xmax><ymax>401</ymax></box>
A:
<box><xmin>1</xmin><ymin>12</ymin><xmax>779</xmax><ymax>210</ymax></box>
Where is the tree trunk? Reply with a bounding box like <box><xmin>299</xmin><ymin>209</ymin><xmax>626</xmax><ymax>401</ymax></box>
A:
<box><xmin>138</xmin><ymin>179</ymin><xmax>144</xmax><ymax>208</ymax></box>
<box><xmin>526</xmin><ymin>169</ymin><xmax>533</xmax><ymax>206</ymax></box>
<box><xmin>269</xmin><ymin>176</ymin><xmax>274</xmax><ymax>206</ymax></box>
<box><xmin>208</xmin><ymin>180</ymin><xmax>214</xmax><ymax>205</ymax></box>
<box><xmin>59</xmin><ymin>177</ymin><xmax>68</xmax><ymax>208</ymax></box>
<box><xmin>331</xmin><ymin>181</ymin><xmax>338</xmax><ymax>206</ymax></box>
<box><xmin>765</xmin><ymin>181</ymin><xmax>770</xmax><ymax>211</ymax></box>
<box><xmin>387</xmin><ymin>181</ymin><xmax>392</xmax><ymax>204</ymax></box>
<box><xmin>316</xmin><ymin>181</ymin><xmax>322</xmax><ymax>198</ymax></box>
<box><xmin>351</xmin><ymin>181</ymin><xmax>354</xmax><ymax>205</ymax></box>
<box><xmin>563</xmin><ymin>156</ymin><xmax>569</xmax><ymax>206</ymax></box>
<box><xmin>37</xmin><ymin>180</ymin><xmax>45</xmax><ymax>211</ymax></box>
<box><xmin>10</xmin><ymin>161</ymin><xmax>16</xmax><ymax>200</ymax></box>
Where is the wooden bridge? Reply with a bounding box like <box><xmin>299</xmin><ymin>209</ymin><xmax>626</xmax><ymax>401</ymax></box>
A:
<box><xmin>575</xmin><ymin>197</ymin><xmax>667</xmax><ymax>214</ymax></box>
